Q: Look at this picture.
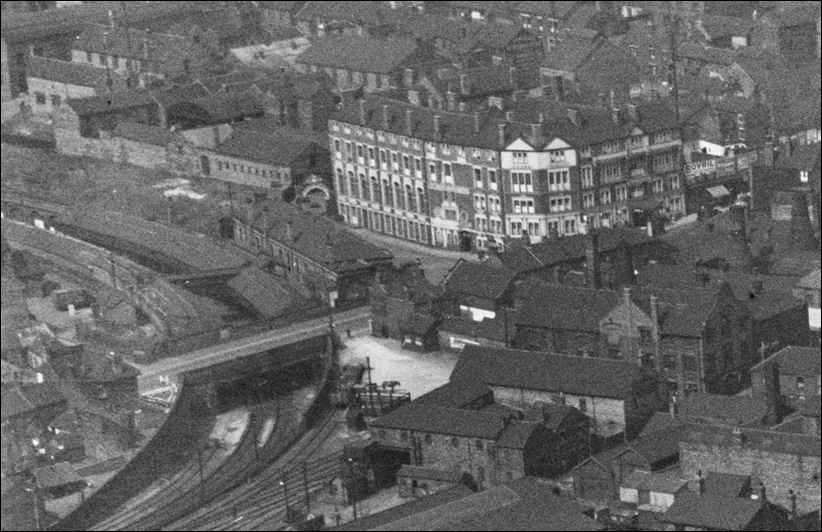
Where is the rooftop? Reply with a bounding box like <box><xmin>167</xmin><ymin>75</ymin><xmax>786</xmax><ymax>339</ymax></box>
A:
<box><xmin>226</xmin><ymin>267</ymin><xmax>304</xmax><ymax>319</ymax></box>
<box><xmin>451</xmin><ymin>345</ymin><xmax>656</xmax><ymax>399</ymax></box>
<box><xmin>112</xmin><ymin>121</ymin><xmax>180</xmax><ymax>146</ymax></box>
<box><xmin>749</xmin><ymin>346</ymin><xmax>821</xmax><ymax>378</ymax></box>
<box><xmin>682</xmin><ymin>425</ymin><xmax>822</xmax><ymax>457</ymax></box>
<box><xmin>26</xmin><ymin>56</ymin><xmax>117</xmax><ymax>88</ymax></box>
<box><xmin>32</xmin><ymin>462</ymin><xmax>84</xmax><ymax>490</ymax></box>
<box><xmin>296</xmin><ymin>34</ymin><xmax>420</xmax><ymax>74</ymax></box>
<box><xmin>411</xmin><ymin>381</ymin><xmax>493</xmax><ymax>409</ymax></box>
<box><xmin>442</xmin><ymin>259</ymin><xmax>515</xmax><ymax>302</ymax></box>
<box><xmin>370</xmin><ymin>403</ymin><xmax>515</xmax><ymax>439</ymax></box>
<box><xmin>214</xmin><ymin>124</ymin><xmax>320</xmax><ymax>167</ymax></box>
<box><xmin>1</xmin><ymin>384</ymin><xmax>66</xmax><ymax>421</ymax></box>
<box><xmin>661</xmin><ymin>491</ymin><xmax>777</xmax><ymax>530</ymax></box>
<box><xmin>397</xmin><ymin>465</ymin><xmax>470</xmax><ymax>484</ymax></box>
<box><xmin>495</xmin><ymin>420</ymin><xmax>542</xmax><ymax>449</ymax></box>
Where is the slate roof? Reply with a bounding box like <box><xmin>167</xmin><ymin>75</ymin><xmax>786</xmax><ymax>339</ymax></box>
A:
<box><xmin>150</xmin><ymin>82</ymin><xmax>211</xmax><ymax>108</ymax></box>
<box><xmin>56</xmin><ymin>210</ymin><xmax>248</xmax><ymax>272</ymax></box>
<box><xmin>296</xmin><ymin>34</ymin><xmax>420</xmax><ymax>74</ymax></box>
<box><xmin>797</xmin><ymin>269</ymin><xmax>821</xmax><ymax>290</ymax></box>
<box><xmin>439</xmin><ymin>316</ymin><xmax>508</xmax><ymax>343</ymax></box>
<box><xmin>400</xmin><ymin>314</ymin><xmax>438</xmax><ymax>336</ymax></box>
<box><xmin>1</xmin><ymin>384</ymin><xmax>66</xmax><ymax>421</ymax></box>
<box><xmin>112</xmin><ymin>121</ymin><xmax>179</xmax><ymax>146</ymax></box>
<box><xmin>244</xmin><ymin>200</ymin><xmax>393</xmax><ymax>270</ymax></box>
<box><xmin>660</xmin><ymin>491</ymin><xmax>771</xmax><ymax>530</ymax></box>
<box><xmin>500</xmin><ymin>226</ymin><xmax>657</xmax><ymax>273</ymax></box>
<box><xmin>636</xmin><ymin>263</ymin><xmax>801</xmax><ymax>321</ymax></box>
<box><xmin>749</xmin><ymin>346</ymin><xmax>821</xmax><ymax>377</ymax></box>
<box><xmin>677</xmin><ymin>43</ymin><xmax>739</xmax><ymax>66</ymax></box>
<box><xmin>703</xmin><ymin>472</ymin><xmax>752</xmax><ymax>498</ymax></box>
<box><xmin>799</xmin><ymin>396</ymin><xmax>821</xmax><ymax>418</ymax></box>
<box><xmin>397</xmin><ymin>465</ymin><xmax>469</xmax><ymax>484</ymax></box>
<box><xmin>181</xmin><ymin>90</ymin><xmax>265</xmax><ymax>122</ymax></box>
<box><xmin>530</xmin><ymin>402</ymin><xmax>586</xmax><ymax>430</ymax></box>
<box><xmin>678</xmin><ymin>393</ymin><xmax>767</xmax><ymax>427</ymax></box>
<box><xmin>370</xmin><ymin>403</ymin><xmax>515</xmax><ymax>439</ymax></box>
<box><xmin>776</xmin><ymin>143</ymin><xmax>821</xmax><ymax>171</ymax></box>
<box><xmin>73</xmin><ymin>23</ymin><xmax>191</xmax><ymax>62</ymax></box>
<box><xmin>585</xmin><ymin>422</ymin><xmax>697</xmax><ymax>468</ymax></box>
<box><xmin>681</xmin><ymin>426</ymin><xmax>822</xmax><ymax>457</ymax></box>
<box><xmin>442</xmin><ymin>259</ymin><xmax>515</xmax><ymax>302</ymax></box>
<box><xmin>26</xmin><ymin>56</ymin><xmax>112</xmax><ymax>87</ymax></box>
<box><xmin>495</xmin><ymin>420</ymin><xmax>541</xmax><ymax>449</ymax></box>
<box><xmin>621</xmin><ymin>470</ymin><xmax>688</xmax><ymax>494</ymax></box>
<box><xmin>451</xmin><ymin>345</ymin><xmax>656</xmax><ymax>399</ymax></box>
<box><xmin>413</xmin><ymin>381</ymin><xmax>493</xmax><ymax>409</ymax></box>
<box><xmin>214</xmin><ymin>125</ymin><xmax>319</xmax><ymax>166</ymax></box>
<box><xmin>226</xmin><ymin>267</ymin><xmax>301</xmax><ymax>319</ymax></box>
<box><xmin>65</xmin><ymin>89</ymin><xmax>157</xmax><ymax>116</ymax></box>
<box><xmin>702</xmin><ymin>15</ymin><xmax>753</xmax><ymax>39</ymax></box>
<box><xmin>541</xmin><ymin>32</ymin><xmax>599</xmax><ymax>72</ymax></box>
<box><xmin>294</xmin><ymin>1</ymin><xmax>403</xmax><ymax>27</ymax></box>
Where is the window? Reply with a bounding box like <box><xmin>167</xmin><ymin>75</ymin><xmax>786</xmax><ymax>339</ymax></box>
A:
<box><xmin>415</xmin><ymin>158</ymin><xmax>422</xmax><ymax>173</ymax></box>
<box><xmin>564</xmin><ymin>218</ymin><xmax>576</xmax><ymax>234</ymax></box>
<box><xmin>34</xmin><ymin>92</ymin><xmax>46</xmax><ymax>105</ymax></box>
<box><xmin>671</xmin><ymin>174</ymin><xmax>680</xmax><ymax>190</ymax></box>
<box><xmin>513</xmin><ymin>198</ymin><xmax>534</xmax><ymax>214</ymax></box>
<box><xmin>112</xmin><ymin>55</ymin><xmax>119</xmax><ymax>68</ymax></box>
<box><xmin>653</xmin><ymin>150</ymin><xmax>673</xmax><ymax>171</ymax></box>
<box><xmin>380</xmin><ymin>150</ymin><xmax>387</xmax><ymax>164</ymax></box>
<box><xmin>600</xmin><ymin>189</ymin><xmax>612</xmax><ymax>205</ymax></box>
<box><xmin>368</xmin><ymin>147</ymin><xmax>375</xmax><ymax>161</ymax></box>
<box><xmin>603</xmin><ymin>161</ymin><xmax>621</xmax><ymax>182</ymax></box>
<box><xmin>616</xmin><ymin>186</ymin><xmax>628</xmax><ymax>202</ymax></box>
<box><xmin>548</xmin><ymin>170</ymin><xmax>570</xmax><ymax>191</ymax></box>
<box><xmin>443</xmin><ymin>163</ymin><xmax>453</xmax><ymax>184</ymax></box>
<box><xmin>512</xmin><ymin>151</ymin><xmax>528</xmax><ymax>164</ymax></box>
<box><xmin>50</xmin><ymin>94</ymin><xmax>61</xmax><ymax>107</ymax></box>
<box><xmin>474</xmin><ymin>167</ymin><xmax>483</xmax><ymax>188</ymax></box>
<box><xmin>602</xmin><ymin>140</ymin><xmax>621</xmax><ymax>154</ymax></box>
<box><xmin>425</xmin><ymin>434</ymin><xmax>432</xmax><ymax>444</ymax></box>
<box><xmin>578</xmin><ymin>398</ymin><xmax>587</xmax><ymax>413</ymax></box>
<box><xmin>489</xmin><ymin>196</ymin><xmax>500</xmax><ymax>213</ymax></box>
<box><xmin>403</xmin><ymin>155</ymin><xmax>410</xmax><ymax>172</ymax></box>
<box><xmin>549</xmin><ymin>150</ymin><xmax>566</xmax><ymax>163</ymax></box>
<box><xmin>511</xmin><ymin>221</ymin><xmax>523</xmax><ymax>235</ymax></box>
<box><xmin>400</xmin><ymin>431</ymin><xmax>409</xmax><ymax>441</ymax></box>
<box><xmin>654</xmin><ymin>131</ymin><xmax>673</xmax><ymax>144</ymax></box>
<box><xmin>797</xmin><ymin>376</ymin><xmax>805</xmax><ymax>390</ymax></box>
<box><xmin>378</xmin><ymin>430</ymin><xmax>386</xmax><ymax>439</ymax></box>
<box><xmin>334</xmin><ymin>139</ymin><xmax>341</xmax><ymax>155</ymax></box>
<box><xmin>581</xmin><ymin>166</ymin><xmax>593</xmax><ymax>188</ymax></box>
<box><xmin>527</xmin><ymin>221</ymin><xmax>539</xmax><ymax>236</ymax></box>
<box><xmin>474</xmin><ymin>194</ymin><xmax>486</xmax><ymax>211</ymax></box>
<box><xmin>653</xmin><ymin>179</ymin><xmax>664</xmax><ymax>194</ymax></box>
<box><xmin>549</xmin><ymin>196</ymin><xmax>572</xmax><ymax>213</ymax></box>
<box><xmin>489</xmin><ymin>169</ymin><xmax>497</xmax><ymax>190</ymax></box>
<box><xmin>86</xmin><ymin>51</ymin><xmax>93</xmax><ymax>62</ymax></box>
<box><xmin>583</xmin><ymin>192</ymin><xmax>595</xmax><ymax>208</ymax></box>
<box><xmin>451</xmin><ymin>437</ymin><xmax>459</xmax><ymax>447</ymax></box>
<box><xmin>511</xmin><ymin>172</ymin><xmax>533</xmax><ymax>193</ymax></box>
<box><xmin>580</xmin><ymin>146</ymin><xmax>591</xmax><ymax>158</ymax></box>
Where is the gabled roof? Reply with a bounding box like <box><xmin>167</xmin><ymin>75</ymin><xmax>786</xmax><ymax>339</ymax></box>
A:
<box><xmin>370</xmin><ymin>403</ymin><xmax>514</xmax><ymax>439</ymax></box>
<box><xmin>296</xmin><ymin>34</ymin><xmax>419</xmax><ymax>74</ymax></box>
<box><xmin>26</xmin><ymin>56</ymin><xmax>113</xmax><ymax>87</ymax></box>
<box><xmin>214</xmin><ymin>125</ymin><xmax>319</xmax><ymax>167</ymax></box>
<box><xmin>495</xmin><ymin>421</ymin><xmax>542</xmax><ymax>449</ymax></box>
<box><xmin>149</xmin><ymin>82</ymin><xmax>211</xmax><ymax>108</ymax></box>
<box><xmin>661</xmin><ymin>491</ymin><xmax>775</xmax><ymax>530</ymax></box>
<box><xmin>749</xmin><ymin>346</ymin><xmax>821</xmax><ymax>378</ymax></box>
<box><xmin>180</xmin><ymin>90</ymin><xmax>265</xmax><ymax>123</ymax></box>
<box><xmin>397</xmin><ymin>465</ymin><xmax>470</xmax><ymax>484</ymax></box>
<box><xmin>702</xmin><ymin>15</ymin><xmax>754</xmax><ymax>39</ymax></box>
<box><xmin>112</xmin><ymin>121</ymin><xmax>179</xmax><ymax>146</ymax></box>
<box><xmin>414</xmin><ymin>381</ymin><xmax>493</xmax><ymax>409</ymax></box>
<box><xmin>244</xmin><ymin>200</ymin><xmax>393</xmax><ymax>269</ymax></box>
<box><xmin>677</xmin><ymin>43</ymin><xmax>739</xmax><ymax>66</ymax></box>
<box><xmin>682</xmin><ymin>425</ymin><xmax>822</xmax><ymax>457</ymax></box>
<box><xmin>542</xmin><ymin>32</ymin><xmax>600</xmax><ymax>72</ymax></box>
<box><xmin>678</xmin><ymin>393</ymin><xmax>767</xmax><ymax>427</ymax></box>
<box><xmin>226</xmin><ymin>267</ymin><xmax>303</xmax><ymax>319</ymax></box>
<box><xmin>439</xmin><ymin>315</ymin><xmax>508</xmax><ymax>343</ymax></box>
<box><xmin>442</xmin><ymin>259</ymin><xmax>515</xmax><ymax>302</ymax></box>
<box><xmin>65</xmin><ymin>89</ymin><xmax>157</xmax><ymax>116</ymax></box>
<box><xmin>703</xmin><ymin>472</ymin><xmax>752</xmax><ymax>498</ymax></box>
<box><xmin>776</xmin><ymin>143</ymin><xmax>821</xmax><ymax>171</ymax></box>
<box><xmin>33</xmin><ymin>462</ymin><xmax>84</xmax><ymax>490</ymax></box>
<box><xmin>581</xmin><ymin>422</ymin><xmax>697</xmax><ymax>470</ymax></box>
<box><xmin>797</xmin><ymin>269</ymin><xmax>821</xmax><ymax>290</ymax></box>
<box><xmin>452</xmin><ymin>345</ymin><xmax>656</xmax><ymax>399</ymax></box>
<box><xmin>1</xmin><ymin>384</ymin><xmax>66</xmax><ymax>420</ymax></box>
<box><xmin>620</xmin><ymin>470</ymin><xmax>688</xmax><ymax>494</ymax></box>
<box><xmin>401</xmin><ymin>314</ymin><xmax>438</xmax><ymax>335</ymax></box>
<box><xmin>73</xmin><ymin>23</ymin><xmax>191</xmax><ymax>61</ymax></box>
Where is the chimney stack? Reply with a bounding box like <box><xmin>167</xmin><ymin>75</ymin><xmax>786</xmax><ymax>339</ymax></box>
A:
<box><xmin>609</xmin><ymin>89</ymin><xmax>616</xmax><ymax>110</ymax></box>
<box><xmin>622</xmin><ymin>286</ymin><xmax>631</xmax><ymax>307</ymax></box>
<box><xmin>584</xmin><ymin>231</ymin><xmax>601</xmax><ymax>289</ymax></box>
<box><xmin>789</xmin><ymin>190</ymin><xmax>815</xmax><ymax>251</ymax></box>
<box><xmin>789</xmin><ymin>490</ymin><xmax>797</xmax><ymax>519</ymax></box>
<box><xmin>497</xmin><ymin>123</ymin><xmax>506</xmax><ymax>148</ymax></box>
<box><xmin>646</xmin><ymin>220</ymin><xmax>654</xmax><ymax>237</ymax></box>
<box><xmin>650</xmin><ymin>294</ymin><xmax>660</xmax><ymax>371</ymax></box>
<box><xmin>530</xmin><ymin>123</ymin><xmax>540</xmax><ymax>141</ymax></box>
<box><xmin>567</xmin><ymin>108</ymin><xmax>578</xmax><ymax>126</ymax></box>
<box><xmin>732</xmin><ymin>426</ymin><xmax>745</xmax><ymax>446</ymax></box>
<box><xmin>505</xmin><ymin>110</ymin><xmax>513</xmax><ymax>121</ymax></box>
<box><xmin>382</xmin><ymin>104</ymin><xmax>390</xmax><ymax>130</ymax></box>
<box><xmin>508</xmin><ymin>66</ymin><xmax>517</xmax><ymax>90</ymax></box>
<box><xmin>729</xmin><ymin>203</ymin><xmax>748</xmax><ymax>239</ymax></box>
<box><xmin>358</xmin><ymin>99</ymin><xmax>366</xmax><ymax>126</ymax></box>
<box><xmin>405</xmin><ymin>109</ymin><xmax>413</xmax><ymax>136</ymax></box>
<box><xmin>108</xmin><ymin>9</ymin><xmax>115</xmax><ymax>27</ymax></box>
<box><xmin>285</xmin><ymin>221</ymin><xmax>294</xmax><ymax>242</ymax></box>
<box><xmin>689</xmin><ymin>470</ymin><xmax>705</xmax><ymax>495</ymax></box>
<box><xmin>402</xmin><ymin>68</ymin><xmax>414</xmax><ymax>89</ymax></box>
<box><xmin>626</xmin><ymin>103</ymin><xmax>637</xmax><ymax>122</ymax></box>
<box><xmin>753</xmin><ymin>482</ymin><xmax>767</xmax><ymax>502</ymax></box>
<box><xmin>763</xmin><ymin>361</ymin><xmax>783</xmax><ymax>426</ymax></box>
<box><xmin>473</xmin><ymin>112</ymin><xmax>480</xmax><ymax>133</ymax></box>
<box><xmin>538</xmin><ymin>111</ymin><xmax>545</xmax><ymax>123</ymax></box>
<box><xmin>433</xmin><ymin>114</ymin><xmax>441</xmax><ymax>140</ymax></box>
<box><xmin>611</xmin><ymin>107</ymin><xmax>620</xmax><ymax>125</ymax></box>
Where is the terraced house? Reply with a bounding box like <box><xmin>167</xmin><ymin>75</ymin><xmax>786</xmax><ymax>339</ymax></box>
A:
<box><xmin>331</xmin><ymin>95</ymin><xmax>686</xmax><ymax>250</ymax></box>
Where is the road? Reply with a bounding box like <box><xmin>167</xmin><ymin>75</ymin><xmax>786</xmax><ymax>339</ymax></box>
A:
<box><xmin>133</xmin><ymin>307</ymin><xmax>370</xmax><ymax>386</ymax></box>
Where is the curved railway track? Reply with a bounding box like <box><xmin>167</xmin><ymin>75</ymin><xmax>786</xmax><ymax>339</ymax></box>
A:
<box><xmin>169</xmin><ymin>408</ymin><xmax>342</xmax><ymax>531</ymax></box>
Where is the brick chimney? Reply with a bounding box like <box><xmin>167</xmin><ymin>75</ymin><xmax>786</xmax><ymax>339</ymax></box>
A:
<box><xmin>446</xmin><ymin>90</ymin><xmax>457</xmax><ymax>112</ymax></box>
<box><xmin>689</xmin><ymin>470</ymin><xmax>705</xmax><ymax>495</ymax></box>
<box><xmin>402</xmin><ymin>68</ymin><xmax>414</xmax><ymax>89</ymax></box>
<box><xmin>508</xmin><ymin>66</ymin><xmax>517</xmax><ymax>90</ymax></box>
<box><xmin>497</xmin><ymin>123</ymin><xmax>506</xmax><ymax>148</ymax></box>
<box><xmin>763</xmin><ymin>361</ymin><xmax>783</xmax><ymax>426</ymax></box>
<box><xmin>358</xmin><ymin>99</ymin><xmax>366</xmax><ymax>126</ymax></box>
<box><xmin>285</xmin><ymin>221</ymin><xmax>294</xmax><ymax>242</ymax></box>
<box><xmin>789</xmin><ymin>490</ymin><xmax>798</xmax><ymax>519</ymax></box>
<box><xmin>382</xmin><ymin>104</ymin><xmax>390</xmax><ymax>130</ymax></box>
<box><xmin>584</xmin><ymin>231</ymin><xmax>601</xmax><ymax>289</ymax></box>
<box><xmin>668</xmin><ymin>393</ymin><xmax>678</xmax><ymax>420</ymax></box>
<box><xmin>626</xmin><ymin>103</ymin><xmax>637</xmax><ymax>122</ymax></box>
<box><xmin>650</xmin><ymin>294</ymin><xmax>661</xmax><ymax>371</ymax></box>
<box><xmin>473</xmin><ymin>112</ymin><xmax>480</xmax><ymax>133</ymax></box>
<box><xmin>789</xmin><ymin>190</ymin><xmax>815</xmax><ymax>251</ymax></box>
<box><xmin>729</xmin><ymin>203</ymin><xmax>747</xmax><ymax>238</ymax></box>
<box><xmin>405</xmin><ymin>109</ymin><xmax>413</xmax><ymax>136</ymax></box>
<box><xmin>459</xmin><ymin>74</ymin><xmax>469</xmax><ymax>95</ymax></box>
<box><xmin>731</xmin><ymin>426</ymin><xmax>745</xmax><ymax>446</ymax></box>
<box><xmin>433</xmin><ymin>114</ymin><xmax>441</xmax><ymax>140</ymax></box>
<box><xmin>752</xmin><ymin>482</ymin><xmax>767</xmax><ymax>502</ymax></box>
<box><xmin>538</xmin><ymin>111</ymin><xmax>545</xmax><ymax>123</ymax></box>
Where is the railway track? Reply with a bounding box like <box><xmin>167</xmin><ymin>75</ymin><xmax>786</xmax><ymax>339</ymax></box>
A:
<box><xmin>167</xmin><ymin>409</ymin><xmax>342</xmax><ymax>531</ymax></box>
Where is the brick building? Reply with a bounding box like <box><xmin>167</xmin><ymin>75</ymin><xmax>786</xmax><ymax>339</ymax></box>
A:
<box><xmin>450</xmin><ymin>345</ymin><xmax>665</xmax><ymax>439</ymax></box>
<box><xmin>511</xmin><ymin>281</ymin><xmax>754</xmax><ymax>396</ymax></box>
<box><xmin>679</xmin><ymin>426</ymin><xmax>822</xmax><ymax>514</ymax></box>
<box><xmin>233</xmin><ymin>199</ymin><xmax>394</xmax><ymax>307</ymax></box>
<box><xmin>25</xmin><ymin>56</ymin><xmax>126</xmax><ymax>117</ymax></box>
<box><xmin>370</xmin><ymin>263</ymin><xmax>440</xmax><ymax>340</ymax></box>
<box><xmin>749</xmin><ymin>346</ymin><xmax>821</xmax><ymax>410</ymax></box>
<box><xmin>794</xmin><ymin>269</ymin><xmax>821</xmax><ymax>342</ymax></box>
<box><xmin>330</xmin><ymin>94</ymin><xmax>685</xmax><ymax>252</ymax></box>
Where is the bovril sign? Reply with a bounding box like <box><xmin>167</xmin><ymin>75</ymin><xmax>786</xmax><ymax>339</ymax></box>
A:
<box><xmin>685</xmin><ymin>159</ymin><xmax>716</xmax><ymax>178</ymax></box>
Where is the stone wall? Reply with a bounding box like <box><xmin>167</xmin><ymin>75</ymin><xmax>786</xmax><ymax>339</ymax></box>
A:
<box><xmin>680</xmin><ymin>440</ymin><xmax>822</xmax><ymax>514</ymax></box>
